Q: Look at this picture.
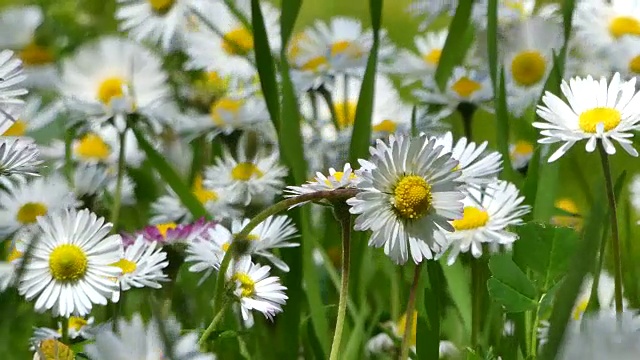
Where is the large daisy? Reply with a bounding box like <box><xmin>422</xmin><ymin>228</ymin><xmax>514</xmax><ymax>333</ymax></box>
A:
<box><xmin>573</xmin><ymin>0</ymin><xmax>640</xmax><ymax>51</ymax></box>
<box><xmin>533</xmin><ymin>72</ymin><xmax>640</xmax><ymax>162</ymax></box>
<box><xmin>18</xmin><ymin>208</ymin><xmax>123</xmax><ymax>317</ymax></box>
<box><xmin>347</xmin><ymin>134</ymin><xmax>465</xmax><ymax>264</ymax></box>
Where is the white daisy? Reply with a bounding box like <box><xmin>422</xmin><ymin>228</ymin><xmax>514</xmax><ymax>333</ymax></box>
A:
<box><xmin>0</xmin><ymin>6</ymin><xmax>42</xmax><ymax>50</ymax></box>
<box><xmin>440</xmin><ymin>180</ymin><xmax>530</xmax><ymax>265</ymax></box>
<box><xmin>111</xmin><ymin>235</ymin><xmax>168</xmax><ymax>300</ymax></box>
<box><xmin>227</xmin><ymin>256</ymin><xmax>287</xmax><ymax>321</ymax></box>
<box><xmin>347</xmin><ymin>134</ymin><xmax>465</xmax><ymax>264</ymax></box>
<box><xmin>610</xmin><ymin>36</ymin><xmax>640</xmax><ymax>79</ymax></box>
<box><xmin>18</xmin><ymin>208</ymin><xmax>123</xmax><ymax>317</ymax></box>
<box><xmin>0</xmin><ymin>96</ymin><xmax>62</xmax><ymax>137</ymax></box>
<box><xmin>0</xmin><ymin>175</ymin><xmax>77</xmax><ymax>236</ymax></box>
<box><xmin>59</xmin><ymin>36</ymin><xmax>170</xmax><ymax>131</ymax></box>
<box><xmin>0</xmin><ymin>50</ymin><xmax>28</xmax><ymax>109</ymax></box>
<box><xmin>533</xmin><ymin>72</ymin><xmax>640</xmax><ymax>162</ymax></box>
<box><xmin>0</xmin><ymin>137</ymin><xmax>41</xmax><ymax>177</ymax></box>
<box><xmin>407</xmin><ymin>0</ymin><xmax>457</xmax><ymax>31</ymax></box>
<box><xmin>573</xmin><ymin>273</ymin><xmax>620</xmax><ymax>321</ymax></box>
<box><xmin>185</xmin><ymin>0</ymin><xmax>280</xmax><ymax>79</ymax></box>
<box><xmin>85</xmin><ymin>313</ymin><xmax>216</xmax><ymax>360</ymax></box>
<box><xmin>233</xmin><ymin>216</ymin><xmax>298</xmax><ymax>271</ymax></box>
<box><xmin>286</xmin><ymin>162</ymin><xmax>358</xmax><ymax>197</ymax></box>
<box><xmin>509</xmin><ymin>140</ymin><xmax>534</xmax><ymax>170</ymax></box>
<box><xmin>386</xmin><ymin>30</ymin><xmax>448</xmax><ymax>84</ymax></box>
<box><xmin>204</xmin><ymin>135</ymin><xmax>287</xmax><ymax>206</ymax></box>
<box><xmin>184</xmin><ymin>233</ymin><xmax>223</xmax><ymax>283</ymax></box>
<box><xmin>31</xmin><ymin>316</ymin><xmax>95</xmax><ymax>343</ymax></box>
<box><xmin>574</xmin><ymin>0</ymin><xmax>640</xmax><ymax>51</ymax></box>
<box><xmin>0</xmin><ymin>241</ymin><xmax>23</xmax><ymax>292</ymax></box>
<box><xmin>71</xmin><ymin>163</ymin><xmax>110</xmax><ymax>198</ymax></box>
<box><xmin>116</xmin><ymin>0</ymin><xmax>196</xmax><ymax>52</ymax></box>
<box><xmin>564</xmin><ymin>39</ymin><xmax>612</xmax><ymax>80</ymax></box>
<box><xmin>471</xmin><ymin>0</ymin><xmax>560</xmax><ymax>28</ymax></box>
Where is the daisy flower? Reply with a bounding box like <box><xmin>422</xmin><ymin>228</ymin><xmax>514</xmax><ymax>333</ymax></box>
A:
<box><xmin>386</xmin><ymin>30</ymin><xmax>448</xmax><ymax>84</ymax></box>
<box><xmin>0</xmin><ymin>241</ymin><xmax>23</xmax><ymax>291</ymax></box>
<box><xmin>31</xmin><ymin>316</ymin><xmax>95</xmax><ymax>343</ymax></box>
<box><xmin>533</xmin><ymin>72</ymin><xmax>640</xmax><ymax>162</ymax></box>
<box><xmin>71</xmin><ymin>163</ymin><xmax>110</xmax><ymax>198</ymax></box>
<box><xmin>85</xmin><ymin>313</ymin><xmax>216</xmax><ymax>360</ymax></box>
<box><xmin>111</xmin><ymin>235</ymin><xmax>168</xmax><ymax>296</ymax></box>
<box><xmin>610</xmin><ymin>36</ymin><xmax>640</xmax><ymax>79</ymax></box>
<box><xmin>184</xmin><ymin>233</ymin><xmax>223</xmax><ymax>283</ymax></box>
<box><xmin>18</xmin><ymin>208</ymin><xmax>123</xmax><ymax>317</ymax></box>
<box><xmin>0</xmin><ymin>50</ymin><xmax>28</xmax><ymax>109</ymax></box>
<box><xmin>573</xmin><ymin>0</ymin><xmax>640</xmax><ymax>51</ymax></box>
<box><xmin>204</xmin><ymin>136</ymin><xmax>287</xmax><ymax>206</ymax></box>
<box><xmin>116</xmin><ymin>0</ymin><xmax>197</xmax><ymax>52</ymax></box>
<box><xmin>227</xmin><ymin>256</ymin><xmax>287</xmax><ymax>321</ymax></box>
<box><xmin>185</xmin><ymin>0</ymin><xmax>280</xmax><ymax>79</ymax></box>
<box><xmin>286</xmin><ymin>162</ymin><xmax>358</xmax><ymax>197</ymax></box>
<box><xmin>407</xmin><ymin>0</ymin><xmax>457</xmax><ymax>30</ymax></box>
<box><xmin>59</xmin><ymin>36</ymin><xmax>170</xmax><ymax>131</ymax></box>
<box><xmin>0</xmin><ymin>96</ymin><xmax>62</xmax><ymax>137</ymax></box>
<box><xmin>0</xmin><ymin>175</ymin><xmax>77</xmax><ymax>236</ymax></box>
<box><xmin>0</xmin><ymin>137</ymin><xmax>42</xmax><ymax>177</ymax></box>
<box><xmin>509</xmin><ymin>140</ymin><xmax>534</xmax><ymax>171</ymax></box>
<box><xmin>347</xmin><ymin>134</ymin><xmax>465</xmax><ymax>264</ymax></box>
<box><xmin>132</xmin><ymin>218</ymin><xmax>217</xmax><ymax>246</ymax></box>
<box><xmin>440</xmin><ymin>181</ymin><xmax>530</xmax><ymax>265</ymax></box>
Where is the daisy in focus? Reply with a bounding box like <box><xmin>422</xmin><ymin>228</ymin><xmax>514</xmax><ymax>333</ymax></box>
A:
<box><xmin>111</xmin><ymin>235</ymin><xmax>169</xmax><ymax>296</ymax></box>
<box><xmin>0</xmin><ymin>137</ymin><xmax>41</xmax><ymax>177</ymax></box>
<box><xmin>534</xmin><ymin>72</ymin><xmax>640</xmax><ymax>162</ymax></box>
<box><xmin>286</xmin><ymin>162</ymin><xmax>358</xmax><ymax>197</ymax></box>
<box><xmin>440</xmin><ymin>180</ymin><xmax>530</xmax><ymax>265</ymax></box>
<box><xmin>18</xmin><ymin>208</ymin><xmax>123</xmax><ymax>317</ymax></box>
<box><xmin>347</xmin><ymin>134</ymin><xmax>465</xmax><ymax>264</ymax></box>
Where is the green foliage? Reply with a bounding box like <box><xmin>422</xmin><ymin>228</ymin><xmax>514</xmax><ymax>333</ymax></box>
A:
<box><xmin>488</xmin><ymin>254</ymin><xmax>537</xmax><ymax>313</ymax></box>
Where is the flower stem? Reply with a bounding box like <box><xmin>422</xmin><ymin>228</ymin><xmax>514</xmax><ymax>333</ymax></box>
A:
<box><xmin>60</xmin><ymin>317</ymin><xmax>69</xmax><ymax>344</ymax></box>
<box><xmin>198</xmin><ymin>300</ymin><xmax>229</xmax><ymax>348</ymax></box>
<box><xmin>63</xmin><ymin>127</ymin><xmax>75</xmax><ymax>186</ymax></box>
<box><xmin>110</xmin><ymin>130</ymin><xmax>127</xmax><ymax>233</ymax></box>
<box><xmin>400</xmin><ymin>263</ymin><xmax>423</xmax><ymax>360</ymax></box>
<box><xmin>329</xmin><ymin>205</ymin><xmax>352</xmax><ymax>360</ymax></box>
<box><xmin>317</xmin><ymin>85</ymin><xmax>341</xmax><ymax>131</ymax></box>
<box><xmin>471</xmin><ymin>257</ymin><xmax>483</xmax><ymax>347</ymax></box>
<box><xmin>597</xmin><ymin>142</ymin><xmax>623</xmax><ymax>314</ymax></box>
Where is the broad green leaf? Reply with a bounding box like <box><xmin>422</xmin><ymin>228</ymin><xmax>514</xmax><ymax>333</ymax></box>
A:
<box><xmin>435</xmin><ymin>0</ymin><xmax>475</xmax><ymax>90</ymax></box>
<box><xmin>487</xmin><ymin>254</ymin><xmax>537</xmax><ymax>312</ymax></box>
<box><xmin>439</xmin><ymin>258</ymin><xmax>472</xmax><ymax>335</ymax></box>
<box><xmin>131</xmin><ymin>128</ymin><xmax>208</xmax><ymax>219</ymax></box>
<box><xmin>533</xmin><ymin>159</ymin><xmax>559</xmax><ymax>222</ymax></box>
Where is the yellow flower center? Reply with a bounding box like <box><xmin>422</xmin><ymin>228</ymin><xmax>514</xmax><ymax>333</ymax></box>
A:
<box><xmin>395</xmin><ymin>311</ymin><xmax>418</xmax><ymax>346</ymax></box>
<box><xmin>38</xmin><ymin>339</ymin><xmax>74</xmax><ymax>360</ymax></box>
<box><xmin>231</xmin><ymin>162</ymin><xmax>263</xmax><ymax>181</ymax></box>
<box><xmin>74</xmin><ymin>133</ymin><xmax>111</xmax><ymax>161</ymax></box>
<box><xmin>192</xmin><ymin>175</ymin><xmax>218</xmax><ymax>204</ymax></box>
<box><xmin>2</xmin><ymin>119</ymin><xmax>27</xmax><ymax>136</ymax></box>
<box><xmin>300</xmin><ymin>56</ymin><xmax>329</xmax><ymax>72</ymax></box>
<box><xmin>609</xmin><ymin>16</ymin><xmax>640</xmax><ymax>39</ymax></box>
<box><xmin>372</xmin><ymin>119</ymin><xmax>397</xmax><ymax>133</ymax></box>
<box><xmin>452</xmin><ymin>206</ymin><xmax>490</xmax><ymax>231</ymax></box>
<box><xmin>393</xmin><ymin>175</ymin><xmax>433</xmax><ymax>220</ymax></box>
<box><xmin>156</xmin><ymin>222</ymin><xmax>177</xmax><ymax>238</ymax></box>
<box><xmin>555</xmin><ymin>198</ymin><xmax>579</xmax><ymax>215</ymax></box>
<box><xmin>572</xmin><ymin>297</ymin><xmax>589</xmax><ymax>320</ymax></box>
<box><xmin>222</xmin><ymin>27</ymin><xmax>254</xmax><ymax>56</ymax></box>
<box><xmin>451</xmin><ymin>76</ymin><xmax>482</xmax><ymax>98</ymax></box>
<box><xmin>504</xmin><ymin>0</ymin><xmax>526</xmax><ymax>17</ymax></box>
<box><xmin>68</xmin><ymin>316</ymin><xmax>88</xmax><ymax>332</ymax></box>
<box><xmin>16</xmin><ymin>202</ymin><xmax>48</xmax><ymax>224</ymax></box>
<box><xmin>287</xmin><ymin>32</ymin><xmax>307</xmax><ymax>60</ymax></box>
<box><xmin>324</xmin><ymin>171</ymin><xmax>356</xmax><ymax>186</ymax></box>
<box><xmin>233</xmin><ymin>272</ymin><xmax>256</xmax><ymax>297</ymax></box>
<box><xmin>629</xmin><ymin>55</ymin><xmax>640</xmax><ymax>74</ymax></box>
<box><xmin>511</xmin><ymin>50</ymin><xmax>546</xmax><ymax>86</ymax></box>
<box><xmin>210</xmin><ymin>98</ymin><xmax>244</xmax><ymax>126</ymax></box>
<box><xmin>202</xmin><ymin>71</ymin><xmax>227</xmax><ymax>92</ymax></box>
<box><xmin>49</xmin><ymin>244</ymin><xmax>88</xmax><ymax>282</ymax></box>
<box><xmin>331</xmin><ymin>40</ymin><xmax>363</xmax><ymax>58</ymax></box>
<box><xmin>334</xmin><ymin>101</ymin><xmax>357</xmax><ymax>129</ymax></box>
<box><xmin>222</xmin><ymin>242</ymin><xmax>230</xmax><ymax>252</ymax></box>
<box><xmin>19</xmin><ymin>42</ymin><xmax>54</xmax><ymax>66</ymax></box>
<box><xmin>97</xmin><ymin>77</ymin><xmax>128</xmax><ymax>105</ymax></box>
<box><xmin>578</xmin><ymin>107</ymin><xmax>621</xmax><ymax>133</ymax></box>
<box><xmin>111</xmin><ymin>258</ymin><xmax>137</xmax><ymax>274</ymax></box>
<box><xmin>148</xmin><ymin>0</ymin><xmax>174</xmax><ymax>14</ymax></box>
<box><xmin>511</xmin><ymin>140</ymin><xmax>534</xmax><ymax>157</ymax></box>
<box><xmin>422</xmin><ymin>49</ymin><xmax>442</xmax><ymax>65</ymax></box>
<box><xmin>552</xmin><ymin>198</ymin><xmax>582</xmax><ymax>228</ymax></box>
<box><xmin>7</xmin><ymin>246</ymin><xmax>22</xmax><ymax>262</ymax></box>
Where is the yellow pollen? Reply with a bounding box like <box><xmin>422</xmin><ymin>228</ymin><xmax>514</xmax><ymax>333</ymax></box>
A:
<box><xmin>372</xmin><ymin>119</ymin><xmax>397</xmax><ymax>133</ymax></box>
<box><xmin>18</xmin><ymin>42</ymin><xmax>54</xmax><ymax>66</ymax></box>
<box><xmin>210</xmin><ymin>97</ymin><xmax>244</xmax><ymax>126</ymax></box>
<box><xmin>609</xmin><ymin>16</ymin><xmax>640</xmax><ymax>39</ymax></box>
<box><xmin>156</xmin><ymin>222</ymin><xmax>177</xmax><ymax>238</ymax></box>
<box><xmin>148</xmin><ymin>0</ymin><xmax>174</xmax><ymax>14</ymax></box>
<box><xmin>111</xmin><ymin>258</ymin><xmax>137</xmax><ymax>274</ymax></box>
<box><xmin>231</xmin><ymin>162</ymin><xmax>263</xmax><ymax>181</ymax></box>
<box><xmin>97</xmin><ymin>77</ymin><xmax>127</xmax><ymax>105</ymax></box>
<box><xmin>49</xmin><ymin>244</ymin><xmax>88</xmax><ymax>282</ymax></box>
<box><xmin>331</xmin><ymin>40</ymin><xmax>351</xmax><ymax>56</ymax></box>
<box><xmin>2</xmin><ymin>120</ymin><xmax>26</xmax><ymax>136</ymax></box>
<box><xmin>629</xmin><ymin>55</ymin><xmax>640</xmax><ymax>74</ymax></box>
<box><xmin>578</xmin><ymin>107</ymin><xmax>621</xmax><ymax>133</ymax></box>
<box><xmin>393</xmin><ymin>175</ymin><xmax>433</xmax><ymax>220</ymax></box>
<box><xmin>222</xmin><ymin>242</ymin><xmax>230</xmax><ymax>252</ymax></box>
<box><xmin>572</xmin><ymin>298</ymin><xmax>589</xmax><ymax>320</ymax></box>
<box><xmin>334</xmin><ymin>101</ymin><xmax>357</xmax><ymax>129</ymax></box>
<box><xmin>68</xmin><ymin>316</ymin><xmax>88</xmax><ymax>332</ymax></box>
<box><xmin>395</xmin><ymin>311</ymin><xmax>418</xmax><ymax>346</ymax></box>
<box><xmin>511</xmin><ymin>51</ymin><xmax>546</xmax><ymax>86</ymax></box>
<box><xmin>74</xmin><ymin>133</ymin><xmax>111</xmax><ymax>161</ymax></box>
<box><xmin>451</xmin><ymin>76</ymin><xmax>482</xmax><ymax>98</ymax></box>
<box><xmin>192</xmin><ymin>175</ymin><xmax>218</xmax><ymax>204</ymax></box>
<box><xmin>6</xmin><ymin>246</ymin><xmax>22</xmax><ymax>262</ymax></box>
<box><xmin>233</xmin><ymin>272</ymin><xmax>256</xmax><ymax>297</ymax></box>
<box><xmin>38</xmin><ymin>339</ymin><xmax>74</xmax><ymax>360</ymax></box>
<box><xmin>222</xmin><ymin>27</ymin><xmax>254</xmax><ymax>56</ymax></box>
<box><xmin>452</xmin><ymin>206</ymin><xmax>490</xmax><ymax>231</ymax></box>
<box><xmin>422</xmin><ymin>49</ymin><xmax>442</xmax><ymax>65</ymax></box>
<box><xmin>300</xmin><ymin>56</ymin><xmax>328</xmax><ymax>72</ymax></box>
<box><xmin>511</xmin><ymin>140</ymin><xmax>533</xmax><ymax>156</ymax></box>
<box><xmin>16</xmin><ymin>202</ymin><xmax>48</xmax><ymax>224</ymax></box>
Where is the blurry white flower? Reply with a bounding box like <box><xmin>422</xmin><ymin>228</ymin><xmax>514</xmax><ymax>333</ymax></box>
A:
<box><xmin>509</xmin><ymin>140</ymin><xmax>534</xmax><ymax>170</ymax></box>
<box><xmin>0</xmin><ymin>137</ymin><xmax>41</xmax><ymax>177</ymax></box>
<box><xmin>0</xmin><ymin>50</ymin><xmax>28</xmax><ymax>111</ymax></box>
<box><xmin>574</xmin><ymin>0</ymin><xmax>640</xmax><ymax>51</ymax></box>
<box><xmin>0</xmin><ymin>96</ymin><xmax>62</xmax><ymax>137</ymax></box>
<box><xmin>386</xmin><ymin>30</ymin><xmax>447</xmax><ymax>84</ymax></box>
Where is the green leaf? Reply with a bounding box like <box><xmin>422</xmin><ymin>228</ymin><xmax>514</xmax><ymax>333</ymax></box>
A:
<box><xmin>417</xmin><ymin>261</ymin><xmax>445</xmax><ymax>359</ymax></box>
<box><xmin>434</xmin><ymin>0</ymin><xmax>475</xmax><ymax>90</ymax></box>
<box><xmin>522</xmin><ymin>148</ymin><xmax>540</xmax><ymax>220</ymax></box>
<box><xmin>131</xmin><ymin>127</ymin><xmax>208</xmax><ymax>219</ymax></box>
<box><xmin>533</xmin><ymin>159</ymin><xmax>560</xmax><ymax>222</ymax></box>
<box><xmin>487</xmin><ymin>254</ymin><xmax>538</xmax><ymax>312</ymax></box>
<box><xmin>439</xmin><ymin>258</ymin><xmax>472</xmax><ymax>335</ymax></box>
<box><xmin>279</xmin><ymin>0</ymin><xmax>301</xmax><ymax>46</ymax></box>
<box><xmin>495</xmin><ymin>67</ymin><xmax>517</xmax><ymax>182</ymax></box>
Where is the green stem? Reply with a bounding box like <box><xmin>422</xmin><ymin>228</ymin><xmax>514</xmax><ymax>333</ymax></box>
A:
<box><xmin>317</xmin><ymin>86</ymin><xmax>341</xmax><ymax>131</ymax></box>
<box><xmin>328</xmin><ymin>206</ymin><xmax>352</xmax><ymax>360</ymax></box>
<box><xmin>60</xmin><ymin>317</ymin><xmax>69</xmax><ymax>344</ymax></box>
<box><xmin>471</xmin><ymin>257</ymin><xmax>482</xmax><ymax>347</ymax></box>
<box><xmin>400</xmin><ymin>263</ymin><xmax>423</xmax><ymax>360</ymax></box>
<box><xmin>109</xmin><ymin>130</ymin><xmax>127</xmax><ymax>233</ymax></box>
<box><xmin>586</xmin><ymin>224</ymin><xmax>610</xmax><ymax>313</ymax></box>
<box><xmin>597</xmin><ymin>142</ymin><xmax>623</xmax><ymax>314</ymax></box>
<box><xmin>529</xmin><ymin>301</ymin><xmax>541</xmax><ymax>357</ymax></box>
<box><xmin>63</xmin><ymin>127</ymin><xmax>75</xmax><ymax>186</ymax></box>
<box><xmin>198</xmin><ymin>300</ymin><xmax>229</xmax><ymax>348</ymax></box>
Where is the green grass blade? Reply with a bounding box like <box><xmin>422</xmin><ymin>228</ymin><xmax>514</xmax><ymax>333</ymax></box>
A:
<box><xmin>279</xmin><ymin>0</ymin><xmax>301</xmax><ymax>46</ymax></box>
<box><xmin>495</xmin><ymin>68</ymin><xmax>517</xmax><ymax>182</ymax></box>
<box><xmin>439</xmin><ymin>259</ymin><xmax>472</xmax><ymax>336</ymax></box>
<box><xmin>434</xmin><ymin>0</ymin><xmax>475</xmax><ymax>91</ymax></box>
<box><xmin>131</xmin><ymin>127</ymin><xmax>208</xmax><ymax>219</ymax></box>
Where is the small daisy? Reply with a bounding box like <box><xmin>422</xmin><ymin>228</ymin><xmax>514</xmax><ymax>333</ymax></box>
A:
<box><xmin>204</xmin><ymin>136</ymin><xmax>287</xmax><ymax>206</ymax></box>
<box><xmin>0</xmin><ymin>241</ymin><xmax>23</xmax><ymax>291</ymax></box>
<box><xmin>440</xmin><ymin>181</ymin><xmax>530</xmax><ymax>265</ymax></box>
<box><xmin>0</xmin><ymin>137</ymin><xmax>42</xmax><ymax>177</ymax></box>
<box><xmin>286</xmin><ymin>162</ymin><xmax>358</xmax><ymax>197</ymax></box>
<box><xmin>31</xmin><ymin>316</ymin><xmax>95</xmax><ymax>343</ymax></box>
<box><xmin>111</xmin><ymin>235</ymin><xmax>168</xmax><ymax>296</ymax></box>
<box><xmin>0</xmin><ymin>50</ymin><xmax>28</xmax><ymax>109</ymax></box>
<box><xmin>551</xmin><ymin>197</ymin><xmax>582</xmax><ymax>228</ymax></box>
<box><xmin>18</xmin><ymin>208</ymin><xmax>123</xmax><ymax>317</ymax></box>
<box><xmin>0</xmin><ymin>96</ymin><xmax>62</xmax><ymax>137</ymax></box>
<box><xmin>509</xmin><ymin>140</ymin><xmax>534</xmax><ymax>171</ymax></box>
<box><xmin>533</xmin><ymin>72</ymin><xmax>640</xmax><ymax>162</ymax></box>
<box><xmin>133</xmin><ymin>218</ymin><xmax>216</xmax><ymax>246</ymax></box>
<box><xmin>0</xmin><ymin>175</ymin><xmax>77</xmax><ymax>236</ymax></box>
<box><xmin>347</xmin><ymin>134</ymin><xmax>465</xmax><ymax>264</ymax></box>
<box><xmin>574</xmin><ymin>0</ymin><xmax>640</xmax><ymax>51</ymax></box>
<box><xmin>71</xmin><ymin>163</ymin><xmax>110</xmax><ymax>198</ymax></box>
<box><xmin>59</xmin><ymin>36</ymin><xmax>170</xmax><ymax>131</ymax></box>
<box><xmin>185</xmin><ymin>233</ymin><xmax>223</xmax><ymax>283</ymax></box>
<box><xmin>85</xmin><ymin>313</ymin><xmax>216</xmax><ymax>360</ymax></box>
<box><xmin>471</xmin><ymin>0</ymin><xmax>560</xmax><ymax>28</ymax></box>
<box><xmin>116</xmin><ymin>0</ymin><xmax>196</xmax><ymax>52</ymax></box>
<box><xmin>227</xmin><ymin>256</ymin><xmax>287</xmax><ymax>321</ymax></box>
<box><xmin>610</xmin><ymin>36</ymin><xmax>640</xmax><ymax>79</ymax></box>
<box><xmin>387</xmin><ymin>30</ymin><xmax>448</xmax><ymax>84</ymax></box>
